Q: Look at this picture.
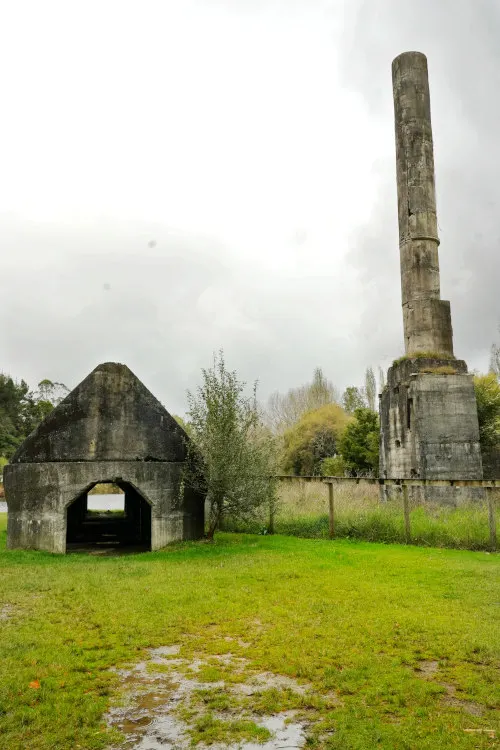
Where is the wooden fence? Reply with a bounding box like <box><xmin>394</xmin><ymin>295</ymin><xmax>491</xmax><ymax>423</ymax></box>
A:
<box><xmin>274</xmin><ymin>476</ymin><xmax>499</xmax><ymax>551</ymax></box>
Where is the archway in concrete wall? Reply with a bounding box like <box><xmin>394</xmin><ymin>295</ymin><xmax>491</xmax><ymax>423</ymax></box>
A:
<box><xmin>66</xmin><ymin>481</ymin><xmax>152</xmax><ymax>552</ymax></box>
<box><xmin>87</xmin><ymin>482</ymin><xmax>125</xmax><ymax>513</ymax></box>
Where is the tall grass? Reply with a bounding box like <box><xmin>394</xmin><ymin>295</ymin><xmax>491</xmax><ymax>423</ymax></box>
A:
<box><xmin>223</xmin><ymin>480</ymin><xmax>496</xmax><ymax>551</ymax></box>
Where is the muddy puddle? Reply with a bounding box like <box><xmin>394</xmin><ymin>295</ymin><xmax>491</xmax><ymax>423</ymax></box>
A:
<box><xmin>106</xmin><ymin>646</ymin><xmax>313</xmax><ymax>749</ymax></box>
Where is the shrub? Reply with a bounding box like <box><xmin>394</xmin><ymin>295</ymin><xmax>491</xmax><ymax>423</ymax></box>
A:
<box><xmin>184</xmin><ymin>351</ymin><xmax>278</xmax><ymax>539</ymax></box>
<box><xmin>281</xmin><ymin>404</ymin><xmax>351</xmax><ymax>476</ymax></box>
<box><xmin>473</xmin><ymin>373</ymin><xmax>500</xmax><ymax>450</ymax></box>
<box><xmin>321</xmin><ymin>455</ymin><xmax>349</xmax><ymax>476</ymax></box>
<box><xmin>338</xmin><ymin>408</ymin><xmax>379</xmax><ymax>475</ymax></box>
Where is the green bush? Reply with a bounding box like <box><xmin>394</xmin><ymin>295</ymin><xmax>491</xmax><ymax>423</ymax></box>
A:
<box><xmin>321</xmin><ymin>455</ymin><xmax>348</xmax><ymax>476</ymax></box>
<box><xmin>281</xmin><ymin>403</ymin><xmax>351</xmax><ymax>475</ymax></box>
<box><xmin>338</xmin><ymin>408</ymin><xmax>379</xmax><ymax>475</ymax></box>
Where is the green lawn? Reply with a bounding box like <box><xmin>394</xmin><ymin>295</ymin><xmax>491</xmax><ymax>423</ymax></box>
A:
<box><xmin>0</xmin><ymin>514</ymin><xmax>499</xmax><ymax>749</ymax></box>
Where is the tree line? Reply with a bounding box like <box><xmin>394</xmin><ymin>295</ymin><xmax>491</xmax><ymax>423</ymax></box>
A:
<box><xmin>0</xmin><ymin>377</ymin><xmax>68</xmax><ymax>472</ymax></box>
<box><xmin>266</xmin><ymin>365</ymin><xmax>382</xmax><ymax>477</ymax></box>
<box><xmin>1</xmin><ymin>355</ymin><xmax>499</xmax><ymax>537</ymax></box>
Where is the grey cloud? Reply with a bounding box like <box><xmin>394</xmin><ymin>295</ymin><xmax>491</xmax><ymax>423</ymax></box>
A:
<box><xmin>4</xmin><ymin>0</ymin><xmax>499</xmax><ymax>413</ymax></box>
<box><xmin>340</xmin><ymin>0</ymin><xmax>500</xmax><ymax>371</ymax></box>
<box><xmin>0</xmin><ymin>216</ymin><xmax>363</xmax><ymax>413</ymax></box>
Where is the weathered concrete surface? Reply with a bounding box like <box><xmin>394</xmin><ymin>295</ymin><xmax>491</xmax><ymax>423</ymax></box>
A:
<box><xmin>380</xmin><ymin>358</ymin><xmax>482</xmax><ymax>479</ymax></box>
<box><xmin>392</xmin><ymin>52</ymin><xmax>453</xmax><ymax>357</ymax></box>
<box><xmin>4</xmin><ymin>363</ymin><xmax>204</xmax><ymax>552</ymax></box>
<box><xmin>379</xmin><ymin>358</ymin><xmax>483</xmax><ymax>501</ymax></box>
<box><xmin>5</xmin><ymin>462</ymin><xmax>203</xmax><ymax>553</ymax></box>
<box><xmin>482</xmin><ymin>446</ymin><xmax>500</xmax><ymax>480</ymax></box>
<box><xmin>10</xmin><ymin>362</ymin><xmax>187</xmax><ymax>463</ymax></box>
<box><xmin>382</xmin><ymin>51</ymin><xmax>484</xmax><ymax>500</ymax></box>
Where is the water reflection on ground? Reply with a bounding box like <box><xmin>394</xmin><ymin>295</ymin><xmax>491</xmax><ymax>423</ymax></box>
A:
<box><xmin>107</xmin><ymin>646</ymin><xmax>312</xmax><ymax>749</ymax></box>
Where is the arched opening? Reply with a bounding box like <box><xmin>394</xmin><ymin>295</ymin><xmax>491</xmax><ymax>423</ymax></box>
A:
<box><xmin>66</xmin><ymin>481</ymin><xmax>152</xmax><ymax>552</ymax></box>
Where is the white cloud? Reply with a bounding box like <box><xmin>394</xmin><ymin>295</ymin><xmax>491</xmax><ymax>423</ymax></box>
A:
<box><xmin>0</xmin><ymin>0</ymin><xmax>496</xmax><ymax>412</ymax></box>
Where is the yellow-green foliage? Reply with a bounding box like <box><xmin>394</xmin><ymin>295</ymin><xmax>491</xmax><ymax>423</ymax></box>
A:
<box><xmin>88</xmin><ymin>483</ymin><xmax>123</xmax><ymax>495</ymax></box>
<box><xmin>321</xmin><ymin>454</ymin><xmax>348</xmax><ymax>476</ymax></box>
<box><xmin>282</xmin><ymin>403</ymin><xmax>352</xmax><ymax>475</ymax></box>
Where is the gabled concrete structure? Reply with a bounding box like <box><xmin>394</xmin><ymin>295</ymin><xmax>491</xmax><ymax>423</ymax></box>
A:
<box><xmin>379</xmin><ymin>52</ymin><xmax>483</xmax><ymax>495</ymax></box>
<box><xmin>4</xmin><ymin>362</ymin><xmax>204</xmax><ymax>552</ymax></box>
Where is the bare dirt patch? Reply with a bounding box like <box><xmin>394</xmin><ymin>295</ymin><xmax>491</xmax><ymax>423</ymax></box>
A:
<box><xmin>440</xmin><ymin>684</ymin><xmax>484</xmax><ymax>717</ymax></box>
<box><xmin>414</xmin><ymin>660</ymin><xmax>485</xmax><ymax>717</ymax></box>
<box><xmin>0</xmin><ymin>604</ymin><xmax>14</xmax><ymax>621</ymax></box>
<box><xmin>415</xmin><ymin>660</ymin><xmax>439</xmax><ymax>676</ymax></box>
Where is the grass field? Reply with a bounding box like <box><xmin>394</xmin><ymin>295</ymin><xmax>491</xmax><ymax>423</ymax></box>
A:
<box><xmin>224</xmin><ymin>481</ymin><xmax>498</xmax><ymax>551</ymax></box>
<box><xmin>0</xmin><ymin>514</ymin><xmax>499</xmax><ymax>749</ymax></box>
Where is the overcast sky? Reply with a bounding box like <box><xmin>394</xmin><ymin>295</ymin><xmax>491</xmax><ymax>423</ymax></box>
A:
<box><xmin>1</xmin><ymin>0</ymin><xmax>499</xmax><ymax>415</ymax></box>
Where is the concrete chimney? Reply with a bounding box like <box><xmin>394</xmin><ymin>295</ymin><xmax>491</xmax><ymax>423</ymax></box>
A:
<box><xmin>392</xmin><ymin>51</ymin><xmax>454</xmax><ymax>357</ymax></box>
<box><xmin>379</xmin><ymin>51</ymin><xmax>483</xmax><ymax>495</ymax></box>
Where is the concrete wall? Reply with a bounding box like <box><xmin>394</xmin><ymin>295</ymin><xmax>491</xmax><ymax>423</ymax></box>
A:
<box><xmin>482</xmin><ymin>447</ymin><xmax>500</xmax><ymax>480</ymax></box>
<box><xmin>402</xmin><ymin>299</ymin><xmax>453</xmax><ymax>359</ymax></box>
<box><xmin>4</xmin><ymin>461</ymin><xmax>204</xmax><ymax>553</ymax></box>
<box><xmin>11</xmin><ymin>363</ymin><xmax>188</xmax><ymax>464</ymax></box>
<box><xmin>379</xmin><ymin>358</ymin><xmax>483</xmax><ymax>500</ymax></box>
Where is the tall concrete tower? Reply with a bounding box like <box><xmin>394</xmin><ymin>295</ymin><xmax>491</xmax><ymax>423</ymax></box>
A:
<box><xmin>393</xmin><ymin>52</ymin><xmax>454</xmax><ymax>358</ymax></box>
<box><xmin>379</xmin><ymin>52</ymin><xmax>483</xmax><ymax>493</ymax></box>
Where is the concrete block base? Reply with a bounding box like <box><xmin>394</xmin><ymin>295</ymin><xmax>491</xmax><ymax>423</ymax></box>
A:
<box><xmin>379</xmin><ymin>358</ymin><xmax>483</xmax><ymax>494</ymax></box>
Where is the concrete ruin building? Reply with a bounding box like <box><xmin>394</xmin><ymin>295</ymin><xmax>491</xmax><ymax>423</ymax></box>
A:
<box><xmin>379</xmin><ymin>51</ymin><xmax>483</xmax><ymax>493</ymax></box>
<box><xmin>4</xmin><ymin>362</ymin><xmax>204</xmax><ymax>553</ymax></box>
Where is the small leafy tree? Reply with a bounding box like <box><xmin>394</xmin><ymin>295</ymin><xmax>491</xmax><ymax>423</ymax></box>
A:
<box><xmin>338</xmin><ymin>408</ymin><xmax>380</xmax><ymax>476</ymax></box>
<box><xmin>184</xmin><ymin>351</ymin><xmax>277</xmax><ymax>540</ymax></box>
<box><xmin>0</xmin><ymin>375</ymin><xmax>30</xmax><ymax>458</ymax></box>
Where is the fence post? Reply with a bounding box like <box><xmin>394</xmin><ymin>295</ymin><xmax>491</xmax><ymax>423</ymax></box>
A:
<box><xmin>269</xmin><ymin>497</ymin><xmax>275</xmax><ymax>535</ymax></box>
<box><xmin>328</xmin><ymin>482</ymin><xmax>335</xmax><ymax>539</ymax></box>
<box><xmin>402</xmin><ymin>483</ymin><xmax>411</xmax><ymax>544</ymax></box>
<box><xmin>487</xmin><ymin>487</ymin><xmax>497</xmax><ymax>552</ymax></box>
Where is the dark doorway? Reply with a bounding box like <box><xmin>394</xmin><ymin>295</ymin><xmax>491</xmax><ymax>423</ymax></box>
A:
<box><xmin>66</xmin><ymin>481</ymin><xmax>152</xmax><ymax>553</ymax></box>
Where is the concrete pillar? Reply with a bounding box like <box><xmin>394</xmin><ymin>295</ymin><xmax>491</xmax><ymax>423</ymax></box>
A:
<box><xmin>392</xmin><ymin>51</ymin><xmax>454</xmax><ymax>357</ymax></box>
